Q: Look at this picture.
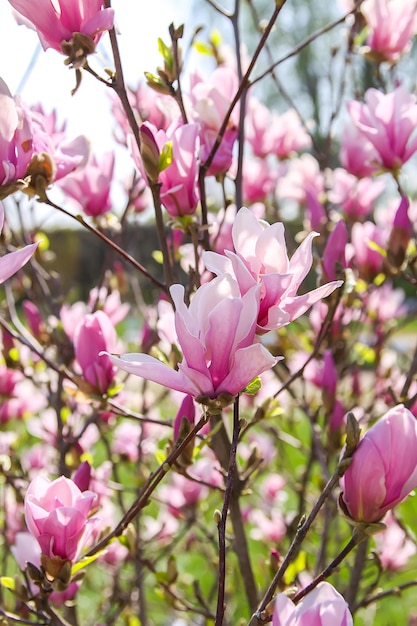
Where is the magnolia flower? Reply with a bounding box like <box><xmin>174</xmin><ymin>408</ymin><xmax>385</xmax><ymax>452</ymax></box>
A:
<box><xmin>8</xmin><ymin>0</ymin><xmax>114</xmax><ymax>55</ymax></box>
<box><xmin>104</xmin><ymin>275</ymin><xmax>277</xmax><ymax>407</ymax></box>
<box><xmin>361</xmin><ymin>0</ymin><xmax>417</xmax><ymax>62</ymax></box>
<box><xmin>58</xmin><ymin>151</ymin><xmax>114</xmax><ymax>217</ymax></box>
<box><xmin>131</xmin><ymin>121</ymin><xmax>200</xmax><ymax>217</ymax></box>
<box><xmin>74</xmin><ymin>310</ymin><xmax>117</xmax><ymax>394</ymax></box>
<box><xmin>204</xmin><ymin>207</ymin><xmax>342</xmax><ymax>334</ymax></box>
<box><xmin>347</xmin><ymin>86</ymin><xmax>417</xmax><ymax>171</ymax></box>
<box><xmin>0</xmin><ymin>202</ymin><xmax>38</xmax><ymax>284</ymax></box>
<box><xmin>246</xmin><ymin>99</ymin><xmax>311</xmax><ymax>159</ymax></box>
<box><xmin>0</xmin><ymin>78</ymin><xmax>33</xmax><ymax>196</ymax></box>
<box><xmin>272</xmin><ymin>582</ymin><xmax>353</xmax><ymax>626</ymax></box>
<box><xmin>189</xmin><ymin>67</ymin><xmax>239</xmax><ymax>176</ymax></box>
<box><xmin>24</xmin><ymin>475</ymin><xmax>98</xmax><ymax>563</ymax></box>
<box><xmin>340</xmin><ymin>404</ymin><xmax>417</xmax><ymax>523</ymax></box>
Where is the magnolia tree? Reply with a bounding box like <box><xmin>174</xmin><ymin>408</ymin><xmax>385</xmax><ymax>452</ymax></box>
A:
<box><xmin>1</xmin><ymin>0</ymin><xmax>417</xmax><ymax>624</ymax></box>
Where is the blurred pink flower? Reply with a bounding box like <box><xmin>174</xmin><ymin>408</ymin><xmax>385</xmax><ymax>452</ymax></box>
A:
<box><xmin>361</xmin><ymin>0</ymin><xmax>417</xmax><ymax>62</ymax></box>
<box><xmin>0</xmin><ymin>78</ymin><xmax>33</xmax><ymax>193</ymax></box>
<box><xmin>347</xmin><ymin>87</ymin><xmax>417</xmax><ymax>171</ymax></box>
<box><xmin>0</xmin><ymin>203</ymin><xmax>38</xmax><ymax>286</ymax></box>
<box><xmin>8</xmin><ymin>0</ymin><xmax>114</xmax><ymax>54</ymax></box>
<box><xmin>374</xmin><ymin>511</ymin><xmax>417</xmax><ymax>570</ymax></box>
<box><xmin>246</xmin><ymin>99</ymin><xmax>311</xmax><ymax>159</ymax></box>
<box><xmin>74</xmin><ymin>310</ymin><xmax>117</xmax><ymax>394</ymax></box>
<box><xmin>58</xmin><ymin>151</ymin><xmax>114</xmax><ymax>217</ymax></box>
<box><xmin>241</xmin><ymin>157</ymin><xmax>278</xmax><ymax>204</ymax></box>
<box><xmin>105</xmin><ymin>275</ymin><xmax>277</xmax><ymax>404</ymax></box>
<box><xmin>272</xmin><ymin>582</ymin><xmax>352</xmax><ymax>626</ymax></box>
<box><xmin>204</xmin><ymin>207</ymin><xmax>342</xmax><ymax>333</ymax></box>
<box><xmin>328</xmin><ymin>168</ymin><xmax>385</xmax><ymax>220</ymax></box>
<box><xmin>347</xmin><ymin>221</ymin><xmax>385</xmax><ymax>280</ymax></box>
<box><xmin>321</xmin><ymin>220</ymin><xmax>347</xmax><ymax>282</ymax></box>
<box><xmin>340</xmin><ymin>404</ymin><xmax>417</xmax><ymax>523</ymax></box>
<box><xmin>189</xmin><ymin>67</ymin><xmax>239</xmax><ymax>176</ymax></box>
<box><xmin>339</xmin><ymin>125</ymin><xmax>379</xmax><ymax>178</ymax></box>
<box><xmin>24</xmin><ymin>475</ymin><xmax>99</xmax><ymax>562</ymax></box>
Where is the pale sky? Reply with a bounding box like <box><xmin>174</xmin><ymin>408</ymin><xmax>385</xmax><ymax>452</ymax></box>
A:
<box><xmin>0</xmin><ymin>1</ymin><xmax>196</xmax><ymax>230</ymax></box>
<box><xmin>0</xmin><ymin>1</ymin><xmax>192</xmax><ymax>152</ymax></box>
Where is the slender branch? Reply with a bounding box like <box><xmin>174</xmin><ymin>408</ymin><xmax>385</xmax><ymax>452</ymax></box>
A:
<box><xmin>103</xmin><ymin>0</ymin><xmax>142</xmax><ymax>151</ymax></box>
<box><xmin>345</xmin><ymin>537</ymin><xmax>369</xmax><ymax>608</ymax></box>
<box><xmin>215</xmin><ymin>397</ymin><xmax>241</xmax><ymax>626</ymax></box>
<box><xmin>0</xmin><ymin>607</ymin><xmax>47</xmax><ymax>626</ymax></box>
<box><xmin>247</xmin><ymin>440</ymin><xmax>354</xmax><ymax>625</ymax></box>
<box><xmin>85</xmin><ymin>413</ymin><xmax>209</xmax><ymax>557</ymax></box>
<box><xmin>291</xmin><ymin>530</ymin><xmax>363</xmax><ymax>604</ymax></box>
<box><xmin>39</xmin><ymin>194</ymin><xmax>166</xmax><ymax>292</ymax></box>
<box><xmin>201</xmin><ymin>0</ymin><xmax>288</xmax><ymax>175</ymax></box>
<box><xmin>354</xmin><ymin>580</ymin><xmax>417</xmax><ymax>610</ymax></box>
<box><xmin>251</xmin><ymin>0</ymin><xmax>365</xmax><ymax>87</ymax></box>
<box><xmin>210</xmin><ymin>410</ymin><xmax>258</xmax><ymax>612</ymax></box>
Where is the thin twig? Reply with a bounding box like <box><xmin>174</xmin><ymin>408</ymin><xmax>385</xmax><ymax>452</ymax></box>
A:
<box><xmin>215</xmin><ymin>397</ymin><xmax>241</xmax><ymax>626</ymax></box>
<box><xmin>251</xmin><ymin>0</ymin><xmax>365</xmax><ymax>87</ymax></box>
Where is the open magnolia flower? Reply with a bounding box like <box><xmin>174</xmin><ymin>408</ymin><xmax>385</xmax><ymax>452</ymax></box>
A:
<box><xmin>204</xmin><ymin>207</ymin><xmax>343</xmax><ymax>334</ymax></box>
<box><xmin>104</xmin><ymin>274</ymin><xmax>278</xmax><ymax>408</ymax></box>
<box><xmin>8</xmin><ymin>0</ymin><xmax>114</xmax><ymax>55</ymax></box>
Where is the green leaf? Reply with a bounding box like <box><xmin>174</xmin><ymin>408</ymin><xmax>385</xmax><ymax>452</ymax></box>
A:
<box><xmin>70</xmin><ymin>550</ymin><xmax>106</xmax><ymax>577</ymax></box>
<box><xmin>243</xmin><ymin>376</ymin><xmax>262</xmax><ymax>395</ymax></box>
<box><xmin>157</xmin><ymin>38</ymin><xmax>173</xmax><ymax>71</ymax></box>
<box><xmin>159</xmin><ymin>141</ymin><xmax>173</xmax><ymax>172</ymax></box>
<box><xmin>283</xmin><ymin>551</ymin><xmax>306</xmax><ymax>585</ymax></box>
<box><xmin>0</xmin><ymin>576</ymin><xmax>15</xmax><ymax>590</ymax></box>
<box><xmin>155</xmin><ymin>449</ymin><xmax>166</xmax><ymax>466</ymax></box>
<box><xmin>193</xmin><ymin>41</ymin><xmax>213</xmax><ymax>56</ymax></box>
<box><xmin>152</xmin><ymin>250</ymin><xmax>164</xmax><ymax>265</ymax></box>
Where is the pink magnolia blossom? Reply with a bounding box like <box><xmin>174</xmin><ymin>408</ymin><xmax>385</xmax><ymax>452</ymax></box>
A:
<box><xmin>131</xmin><ymin>121</ymin><xmax>200</xmax><ymax>217</ymax></box>
<box><xmin>173</xmin><ymin>394</ymin><xmax>195</xmax><ymax>441</ymax></box>
<box><xmin>111</xmin><ymin>82</ymin><xmax>178</xmax><ymax>146</ymax></box>
<box><xmin>189</xmin><ymin>67</ymin><xmax>239</xmax><ymax>176</ymax></box>
<box><xmin>0</xmin><ymin>202</ymin><xmax>38</xmax><ymax>285</ymax></box>
<box><xmin>74</xmin><ymin>310</ymin><xmax>117</xmax><ymax>394</ymax></box>
<box><xmin>347</xmin><ymin>221</ymin><xmax>385</xmax><ymax>280</ymax></box>
<box><xmin>0</xmin><ymin>78</ymin><xmax>33</xmax><ymax>193</ymax></box>
<box><xmin>327</xmin><ymin>168</ymin><xmax>385</xmax><ymax>220</ymax></box>
<box><xmin>204</xmin><ymin>207</ymin><xmax>343</xmax><ymax>334</ymax></box>
<box><xmin>340</xmin><ymin>404</ymin><xmax>417</xmax><ymax>523</ymax></box>
<box><xmin>241</xmin><ymin>157</ymin><xmax>278</xmax><ymax>205</ymax></box>
<box><xmin>339</xmin><ymin>125</ymin><xmax>379</xmax><ymax>178</ymax></box>
<box><xmin>246</xmin><ymin>99</ymin><xmax>311</xmax><ymax>159</ymax></box>
<box><xmin>374</xmin><ymin>511</ymin><xmax>417</xmax><ymax>570</ymax></box>
<box><xmin>104</xmin><ymin>275</ymin><xmax>277</xmax><ymax>404</ymax></box>
<box><xmin>272</xmin><ymin>582</ymin><xmax>353</xmax><ymax>626</ymax></box>
<box><xmin>28</xmin><ymin>105</ymin><xmax>89</xmax><ymax>182</ymax></box>
<box><xmin>12</xmin><ymin>533</ymin><xmax>80</xmax><ymax>603</ymax></box>
<box><xmin>58</xmin><ymin>151</ymin><xmax>114</xmax><ymax>217</ymax></box>
<box><xmin>24</xmin><ymin>475</ymin><xmax>98</xmax><ymax>562</ymax></box>
<box><xmin>361</xmin><ymin>0</ymin><xmax>417</xmax><ymax>62</ymax></box>
<box><xmin>347</xmin><ymin>87</ymin><xmax>417</xmax><ymax>171</ymax></box>
<box><xmin>8</xmin><ymin>0</ymin><xmax>114</xmax><ymax>54</ymax></box>
<box><xmin>321</xmin><ymin>220</ymin><xmax>348</xmax><ymax>282</ymax></box>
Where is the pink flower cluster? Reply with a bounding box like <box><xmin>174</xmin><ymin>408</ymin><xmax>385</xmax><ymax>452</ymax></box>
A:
<box><xmin>106</xmin><ymin>208</ymin><xmax>342</xmax><ymax>405</ymax></box>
